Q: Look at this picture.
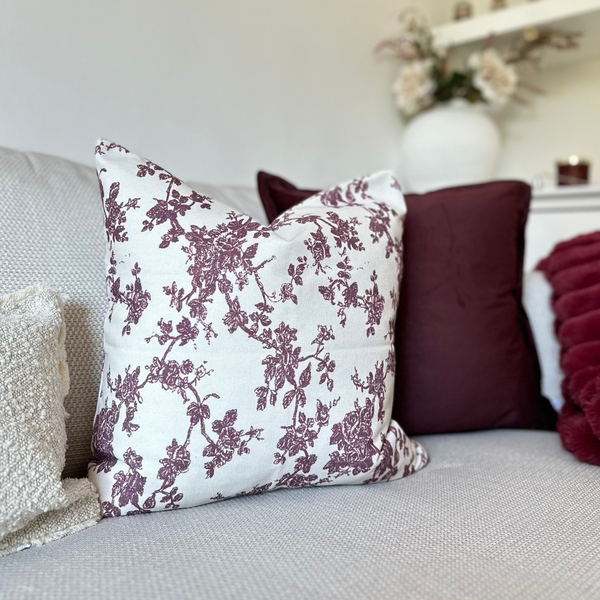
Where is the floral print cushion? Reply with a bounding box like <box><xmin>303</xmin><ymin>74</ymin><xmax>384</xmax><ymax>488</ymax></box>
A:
<box><xmin>88</xmin><ymin>141</ymin><xmax>428</xmax><ymax>517</ymax></box>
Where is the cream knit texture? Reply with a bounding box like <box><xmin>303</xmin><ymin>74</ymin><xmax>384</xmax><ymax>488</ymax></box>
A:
<box><xmin>0</xmin><ymin>285</ymin><xmax>70</xmax><ymax>539</ymax></box>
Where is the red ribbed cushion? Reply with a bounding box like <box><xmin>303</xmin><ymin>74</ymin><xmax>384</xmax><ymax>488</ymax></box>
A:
<box><xmin>539</xmin><ymin>231</ymin><xmax>600</xmax><ymax>464</ymax></box>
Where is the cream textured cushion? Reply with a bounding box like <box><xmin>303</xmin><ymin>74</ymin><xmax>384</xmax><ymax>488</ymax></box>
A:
<box><xmin>0</xmin><ymin>286</ymin><xmax>70</xmax><ymax>539</ymax></box>
<box><xmin>89</xmin><ymin>141</ymin><xmax>427</xmax><ymax>516</ymax></box>
<box><xmin>0</xmin><ymin>285</ymin><xmax>101</xmax><ymax>557</ymax></box>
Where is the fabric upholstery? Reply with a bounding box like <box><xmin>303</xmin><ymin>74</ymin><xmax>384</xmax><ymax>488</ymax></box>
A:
<box><xmin>0</xmin><ymin>148</ymin><xmax>106</xmax><ymax>478</ymax></box>
<box><xmin>257</xmin><ymin>173</ymin><xmax>557</xmax><ymax>435</ymax></box>
<box><xmin>90</xmin><ymin>141</ymin><xmax>427</xmax><ymax>515</ymax></box>
<box><xmin>2</xmin><ymin>430</ymin><xmax>600</xmax><ymax>600</ymax></box>
<box><xmin>0</xmin><ymin>286</ymin><xmax>69</xmax><ymax>540</ymax></box>
<box><xmin>0</xmin><ymin>478</ymin><xmax>100</xmax><ymax>557</ymax></box>
<box><xmin>523</xmin><ymin>271</ymin><xmax>563</xmax><ymax>410</ymax></box>
<box><xmin>0</xmin><ymin>146</ymin><xmax>264</xmax><ymax>478</ymax></box>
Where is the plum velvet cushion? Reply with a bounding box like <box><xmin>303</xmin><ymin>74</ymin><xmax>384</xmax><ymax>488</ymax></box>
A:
<box><xmin>257</xmin><ymin>172</ymin><xmax>557</xmax><ymax>435</ymax></box>
<box><xmin>538</xmin><ymin>232</ymin><xmax>600</xmax><ymax>465</ymax></box>
<box><xmin>88</xmin><ymin>142</ymin><xmax>428</xmax><ymax>517</ymax></box>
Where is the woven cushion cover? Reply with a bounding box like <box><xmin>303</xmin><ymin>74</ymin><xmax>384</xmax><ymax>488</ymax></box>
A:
<box><xmin>0</xmin><ymin>146</ymin><xmax>265</xmax><ymax>478</ymax></box>
<box><xmin>2</xmin><ymin>430</ymin><xmax>599</xmax><ymax>600</ymax></box>
<box><xmin>0</xmin><ymin>286</ymin><xmax>69</xmax><ymax>539</ymax></box>
<box><xmin>90</xmin><ymin>141</ymin><xmax>427</xmax><ymax>514</ymax></box>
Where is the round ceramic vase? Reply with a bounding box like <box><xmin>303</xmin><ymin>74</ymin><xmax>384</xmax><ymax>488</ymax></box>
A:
<box><xmin>399</xmin><ymin>99</ymin><xmax>501</xmax><ymax>194</ymax></box>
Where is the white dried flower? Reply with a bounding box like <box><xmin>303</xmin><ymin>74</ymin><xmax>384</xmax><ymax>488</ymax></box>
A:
<box><xmin>392</xmin><ymin>59</ymin><xmax>435</xmax><ymax>117</ymax></box>
<box><xmin>398</xmin><ymin>9</ymin><xmax>428</xmax><ymax>36</ymax></box>
<box><xmin>432</xmin><ymin>39</ymin><xmax>450</xmax><ymax>59</ymax></box>
<box><xmin>395</xmin><ymin>37</ymin><xmax>422</xmax><ymax>61</ymax></box>
<box><xmin>468</xmin><ymin>48</ymin><xmax>518</xmax><ymax>105</ymax></box>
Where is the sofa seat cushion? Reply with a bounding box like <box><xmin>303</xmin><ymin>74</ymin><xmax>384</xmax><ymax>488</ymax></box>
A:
<box><xmin>2</xmin><ymin>430</ymin><xmax>599</xmax><ymax>599</ymax></box>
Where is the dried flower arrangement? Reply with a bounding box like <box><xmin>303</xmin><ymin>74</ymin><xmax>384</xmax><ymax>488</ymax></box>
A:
<box><xmin>376</xmin><ymin>9</ymin><xmax>581</xmax><ymax>118</ymax></box>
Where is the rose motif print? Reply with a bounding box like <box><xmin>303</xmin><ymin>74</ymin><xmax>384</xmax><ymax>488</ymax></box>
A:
<box><xmin>88</xmin><ymin>140</ymin><xmax>429</xmax><ymax>516</ymax></box>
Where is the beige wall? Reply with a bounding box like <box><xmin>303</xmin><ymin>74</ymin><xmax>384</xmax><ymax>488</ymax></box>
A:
<box><xmin>0</xmin><ymin>0</ymin><xmax>435</xmax><ymax>186</ymax></box>
<box><xmin>428</xmin><ymin>0</ymin><xmax>600</xmax><ymax>185</ymax></box>
<box><xmin>497</xmin><ymin>56</ymin><xmax>600</xmax><ymax>184</ymax></box>
<box><xmin>1</xmin><ymin>0</ymin><xmax>597</xmax><ymax>187</ymax></box>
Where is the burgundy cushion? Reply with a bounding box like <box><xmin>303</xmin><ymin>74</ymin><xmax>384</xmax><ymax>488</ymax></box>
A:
<box><xmin>539</xmin><ymin>232</ymin><xmax>600</xmax><ymax>464</ymax></box>
<box><xmin>257</xmin><ymin>172</ymin><xmax>557</xmax><ymax>435</ymax></box>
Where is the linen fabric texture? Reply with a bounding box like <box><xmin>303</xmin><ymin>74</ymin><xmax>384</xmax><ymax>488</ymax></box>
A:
<box><xmin>0</xmin><ymin>147</ymin><xmax>106</xmax><ymax>479</ymax></box>
<box><xmin>0</xmin><ymin>478</ymin><xmax>100</xmax><ymax>557</ymax></box>
<box><xmin>257</xmin><ymin>172</ymin><xmax>557</xmax><ymax>435</ymax></box>
<box><xmin>89</xmin><ymin>141</ymin><xmax>428</xmax><ymax>516</ymax></box>
<box><xmin>4</xmin><ymin>431</ymin><xmax>600</xmax><ymax>600</ymax></box>
<box><xmin>538</xmin><ymin>231</ymin><xmax>600</xmax><ymax>465</ymax></box>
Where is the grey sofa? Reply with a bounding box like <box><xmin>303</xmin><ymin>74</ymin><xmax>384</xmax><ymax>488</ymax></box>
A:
<box><xmin>1</xmin><ymin>146</ymin><xmax>599</xmax><ymax>600</ymax></box>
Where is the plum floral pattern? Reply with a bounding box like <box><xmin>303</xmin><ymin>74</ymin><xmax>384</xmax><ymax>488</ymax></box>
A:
<box><xmin>89</xmin><ymin>141</ymin><xmax>429</xmax><ymax>516</ymax></box>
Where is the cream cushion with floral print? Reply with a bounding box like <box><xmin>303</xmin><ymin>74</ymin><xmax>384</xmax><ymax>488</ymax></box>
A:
<box><xmin>88</xmin><ymin>141</ymin><xmax>428</xmax><ymax>516</ymax></box>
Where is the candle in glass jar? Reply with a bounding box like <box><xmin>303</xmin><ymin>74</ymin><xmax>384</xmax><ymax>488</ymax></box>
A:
<box><xmin>557</xmin><ymin>155</ymin><xmax>590</xmax><ymax>186</ymax></box>
<box><xmin>454</xmin><ymin>2</ymin><xmax>472</xmax><ymax>20</ymax></box>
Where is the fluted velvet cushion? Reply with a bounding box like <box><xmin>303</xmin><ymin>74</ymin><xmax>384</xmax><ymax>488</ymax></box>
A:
<box><xmin>539</xmin><ymin>232</ymin><xmax>600</xmax><ymax>465</ymax></box>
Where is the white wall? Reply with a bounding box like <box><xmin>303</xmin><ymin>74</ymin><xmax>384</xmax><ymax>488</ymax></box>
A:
<box><xmin>3</xmin><ymin>0</ymin><xmax>597</xmax><ymax>188</ymax></box>
<box><xmin>497</xmin><ymin>56</ymin><xmax>600</xmax><ymax>184</ymax></box>
<box><xmin>0</xmin><ymin>0</ymin><xmax>438</xmax><ymax>187</ymax></box>
<box><xmin>428</xmin><ymin>0</ymin><xmax>600</xmax><ymax>186</ymax></box>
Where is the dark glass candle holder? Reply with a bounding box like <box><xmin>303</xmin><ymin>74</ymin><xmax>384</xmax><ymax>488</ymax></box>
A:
<box><xmin>454</xmin><ymin>2</ymin><xmax>472</xmax><ymax>20</ymax></box>
<box><xmin>557</xmin><ymin>156</ymin><xmax>590</xmax><ymax>186</ymax></box>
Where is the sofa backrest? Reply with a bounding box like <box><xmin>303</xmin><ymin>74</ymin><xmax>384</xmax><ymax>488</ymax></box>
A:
<box><xmin>0</xmin><ymin>146</ymin><xmax>265</xmax><ymax>477</ymax></box>
<box><xmin>0</xmin><ymin>146</ymin><xmax>105</xmax><ymax>477</ymax></box>
<box><xmin>0</xmin><ymin>144</ymin><xmax>566</xmax><ymax>477</ymax></box>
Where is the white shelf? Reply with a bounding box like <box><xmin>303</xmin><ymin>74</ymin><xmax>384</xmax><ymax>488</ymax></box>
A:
<box><xmin>433</xmin><ymin>0</ymin><xmax>600</xmax><ymax>67</ymax></box>
<box><xmin>532</xmin><ymin>183</ymin><xmax>600</xmax><ymax>199</ymax></box>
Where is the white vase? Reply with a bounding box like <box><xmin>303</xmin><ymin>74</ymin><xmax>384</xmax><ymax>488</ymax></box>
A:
<box><xmin>399</xmin><ymin>99</ymin><xmax>502</xmax><ymax>194</ymax></box>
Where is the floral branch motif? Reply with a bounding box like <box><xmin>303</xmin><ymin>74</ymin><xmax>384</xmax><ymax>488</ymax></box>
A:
<box><xmin>107</xmin><ymin>255</ymin><xmax>151</xmax><ymax>335</ymax></box>
<box><xmin>319</xmin><ymin>267</ymin><xmax>385</xmax><ymax>336</ymax></box>
<box><xmin>93</xmin><ymin>158</ymin><xmax>412</xmax><ymax>515</ymax></box>
<box><xmin>134</xmin><ymin>172</ymin><xmax>404</xmax><ymax>492</ymax></box>
<box><xmin>99</xmin><ymin>178</ymin><xmax>140</xmax><ymax>244</ymax></box>
<box><xmin>99</xmin><ymin>165</ymin><xmax>152</xmax><ymax>335</ymax></box>
<box><xmin>325</xmin><ymin>357</ymin><xmax>398</xmax><ymax>478</ymax></box>
<box><xmin>92</xmin><ymin>314</ymin><xmax>263</xmax><ymax>516</ymax></box>
<box><xmin>351</xmin><ymin>360</ymin><xmax>389</xmax><ymax>423</ymax></box>
<box><xmin>95</xmin><ymin>141</ymin><xmax>129</xmax><ymax>156</ymax></box>
<box><xmin>203</xmin><ymin>411</ymin><xmax>264</xmax><ymax>478</ymax></box>
<box><xmin>324</xmin><ymin>398</ymin><xmax>379</xmax><ymax>478</ymax></box>
<box><xmin>138</xmin><ymin>160</ymin><xmax>212</xmax><ymax>249</ymax></box>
